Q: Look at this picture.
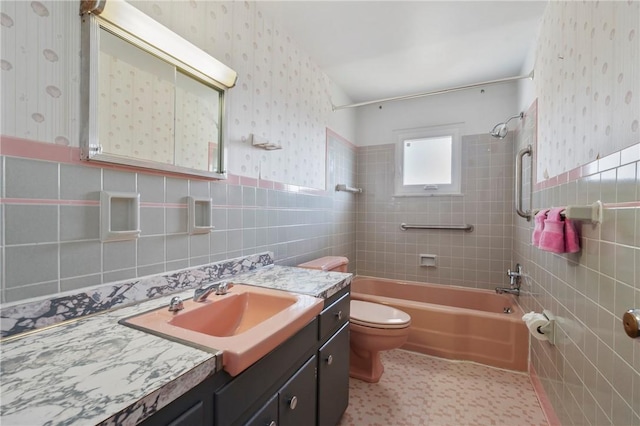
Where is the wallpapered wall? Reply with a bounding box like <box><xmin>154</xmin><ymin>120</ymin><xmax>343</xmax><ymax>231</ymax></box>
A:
<box><xmin>0</xmin><ymin>0</ymin><xmax>356</xmax><ymax>304</ymax></box>
<box><xmin>535</xmin><ymin>0</ymin><xmax>639</xmax><ymax>182</ymax></box>
<box><xmin>0</xmin><ymin>0</ymin><xmax>335</xmax><ymax>189</ymax></box>
<box><xmin>516</xmin><ymin>1</ymin><xmax>640</xmax><ymax>424</ymax></box>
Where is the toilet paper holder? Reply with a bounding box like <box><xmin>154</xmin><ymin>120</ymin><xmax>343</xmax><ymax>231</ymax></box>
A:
<box><xmin>539</xmin><ymin>310</ymin><xmax>556</xmax><ymax>345</ymax></box>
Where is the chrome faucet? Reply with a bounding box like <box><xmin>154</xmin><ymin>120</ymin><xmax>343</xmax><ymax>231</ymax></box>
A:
<box><xmin>496</xmin><ymin>263</ymin><xmax>523</xmax><ymax>296</ymax></box>
<box><xmin>495</xmin><ymin>286</ymin><xmax>520</xmax><ymax>296</ymax></box>
<box><xmin>193</xmin><ymin>281</ymin><xmax>233</xmax><ymax>302</ymax></box>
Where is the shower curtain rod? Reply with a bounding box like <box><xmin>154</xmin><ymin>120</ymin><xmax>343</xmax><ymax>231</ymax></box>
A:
<box><xmin>332</xmin><ymin>70</ymin><xmax>534</xmax><ymax>111</ymax></box>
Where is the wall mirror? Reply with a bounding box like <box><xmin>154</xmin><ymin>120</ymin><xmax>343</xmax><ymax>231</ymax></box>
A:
<box><xmin>80</xmin><ymin>0</ymin><xmax>237</xmax><ymax>178</ymax></box>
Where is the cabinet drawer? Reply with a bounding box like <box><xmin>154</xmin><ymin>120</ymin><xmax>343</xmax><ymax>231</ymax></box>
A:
<box><xmin>319</xmin><ymin>292</ymin><xmax>349</xmax><ymax>342</ymax></box>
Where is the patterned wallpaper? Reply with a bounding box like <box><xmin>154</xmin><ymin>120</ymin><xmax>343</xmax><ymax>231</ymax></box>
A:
<box><xmin>99</xmin><ymin>46</ymin><xmax>176</xmax><ymax>166</ymax></box>
<box><xmin>0</xmin><ymin>1</ymin><xmax>79</xmax><ymax>147</ymax></box>
<box><xmin>0</xmin><ymin>1</ymin><xmax>332</xmax><ymax>189</ymax></box>
<box><xmin>535</xmin><ymin>0</ymin><xmax>639</xmax><ymax>182</ymax></box>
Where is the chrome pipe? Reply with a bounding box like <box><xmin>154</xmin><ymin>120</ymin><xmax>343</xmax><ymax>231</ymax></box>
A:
<box><xmin>332</xmin><ymin>71</ymin><xmax>534</xmax><ymax>111</ymax></box>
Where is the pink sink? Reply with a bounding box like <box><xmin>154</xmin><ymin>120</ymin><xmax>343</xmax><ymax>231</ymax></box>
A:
<box><xmin>121</xmin><ymin>284</ymin><xmax>323</xmax><ymax>376</ymax></box>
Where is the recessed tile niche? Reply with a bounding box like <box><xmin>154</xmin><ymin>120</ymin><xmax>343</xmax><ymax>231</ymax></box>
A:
<box><xmin>188</xmin><ymin>196</ymin><xmax>214</xmax><ymax>235</ymax></box>
<box><xmin>100</xmin><ymin>191</ymin><xmax>141</xmax><ymax>242</ymax></box>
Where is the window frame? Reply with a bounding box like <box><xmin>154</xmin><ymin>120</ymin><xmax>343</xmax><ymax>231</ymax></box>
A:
<box><xmin>393</xmin><ymin>124</ymin><xmax>462</xmax><ymax>197</ymax></box>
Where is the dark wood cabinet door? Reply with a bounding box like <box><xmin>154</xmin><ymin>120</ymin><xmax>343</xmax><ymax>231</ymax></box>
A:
<box><xmin>317</xmin><ymin>322</ymin><xmax>350</xmax><ymax>426</ymax></box>
<box><xmin>278</xmin><ymin>356</ymin><xmax>317</xmax><ymax>426</ymax></box>
<box><xmin>244</xmin><ymin>393</ymin><xmax>278</xmax><ymax>426</ymax></box>
<box><xmin>139</xmin><ymin>374</ymin><xmax>215</xmax><ymax>426</ymax></box>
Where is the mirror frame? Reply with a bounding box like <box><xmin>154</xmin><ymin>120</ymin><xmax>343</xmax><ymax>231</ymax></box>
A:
<box><xmin>79</xmin><ymin>0</ymin><xmax>237</xmax><ymax>179</ymax></box>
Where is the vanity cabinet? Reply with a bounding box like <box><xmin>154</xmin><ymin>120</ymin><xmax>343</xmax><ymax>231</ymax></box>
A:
<box><xmin>139</xmin><ymin>286</ymin><xmax>350</xmax><ymax>426</ymax></box>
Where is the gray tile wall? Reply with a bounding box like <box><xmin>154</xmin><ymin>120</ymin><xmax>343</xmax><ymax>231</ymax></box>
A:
<box><xmin>0</xmin><ymin>137</ymin><xmax>356</xmax><ymax>303</ymax></box>
<box><xmin>514</xmin><ymin>130</ymin><xmax>640</xmax><ymax>423</ymax></box>
<box><xmin>354</xmin><ymin>133</ymin><xmax>515</xmax><ymax>289</ymax></box>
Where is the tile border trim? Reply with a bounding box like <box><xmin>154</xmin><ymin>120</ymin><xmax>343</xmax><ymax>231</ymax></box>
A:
<box><xmin>529</xmin><ymin>361</ymin><xmax>562</xmax><ymax>426</ymax></box>
<box><xmin>534</xmin><ymin>141</ymin><xmax>640</xmax><ymax>191</ymax></box>
<box><xmin>0</xmin><ymin>135</ymin><xmax>335</xmax><ymax>196</ymax></box>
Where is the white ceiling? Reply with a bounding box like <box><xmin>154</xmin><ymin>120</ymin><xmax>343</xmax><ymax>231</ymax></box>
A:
<box><xmin>258</xmin><ymin>1</ymin><xmax>547</xmax><ymax>105</ymax></box>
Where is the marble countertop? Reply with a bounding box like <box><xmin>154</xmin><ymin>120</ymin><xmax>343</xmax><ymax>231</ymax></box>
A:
<box><xmin>230</xmin><ymin>264</ymin><xmax>352</xmax><ymax>300</ymax></box>
<box><xmin>0</xmin><ymin>265</ymin><xmax>351</xmax><ymax>426</ymax></box>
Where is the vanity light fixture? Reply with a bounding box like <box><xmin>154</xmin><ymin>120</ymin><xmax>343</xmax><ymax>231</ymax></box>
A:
<box><xmin>80</xmin><ymin>0</ymin><xmax>237</xmax><ymax>88</ymax></box>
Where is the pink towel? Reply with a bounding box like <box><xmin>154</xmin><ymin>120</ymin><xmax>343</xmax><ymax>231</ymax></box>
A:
<box><xmin>538</xmin><ymin>208</ymin><xmax>566</xmax><ymax>253</ymax></box>
<box><xmin>532</xmin><ymin>209</ymin><xmax>549</xmax><ymax>247</ymax></box>
<box><xmin>564</xmin><ymin>218</ymin><xmax>580</xmax><ymax>253</ymax></box>
<box><xmin>537</xmin><ymin>207</ymin><xmax>581</xmax><ymax>253</ymax></box>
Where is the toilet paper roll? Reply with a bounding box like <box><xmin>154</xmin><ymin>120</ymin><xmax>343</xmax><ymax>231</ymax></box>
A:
<box><xmin>522</xmin><ymin>312</ymin><xmax>549</xmax><ymax>341</ymax></box>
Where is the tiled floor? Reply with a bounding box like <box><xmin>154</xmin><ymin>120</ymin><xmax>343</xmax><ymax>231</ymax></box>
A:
<box><xmin>339</xmin><ymin>349</ymin><xmax>548</xmax><ymax>426</ymax></box>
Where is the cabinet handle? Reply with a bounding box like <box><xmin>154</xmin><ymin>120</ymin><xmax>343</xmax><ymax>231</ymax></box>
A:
<box><xmin>326</xmin><ymin>355</ymin><xmax>333</xmax><ymax>365</ymax></box>
<box><xmin>288</xmin><ymin>396</ymin><xmax>298</xmax><ymax>410</ymax></box>
<box><xmin>267</xmin><ymin>421</ymin><xmax>277</xmax><ymax>426</ymax></box>
<box><xmin>335</xmin><ymin>310</ymin><xmax>343</xmax><ymax>321</ymax></box>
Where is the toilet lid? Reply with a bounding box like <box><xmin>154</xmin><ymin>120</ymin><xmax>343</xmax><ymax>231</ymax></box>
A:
<box><xmin>350</xmin><ymin>300</ymin><xmax>411</xmax><ymax>329</ymax></box>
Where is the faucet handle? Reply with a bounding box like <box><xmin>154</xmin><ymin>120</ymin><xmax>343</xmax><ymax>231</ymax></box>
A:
<box><xmin>168</xmin><ymin>296</ymin><xmax>184</xmax><ymax>312</ymax></box>
<box><xmin>507</xmin><ymin>265</ymin><xmax>523</xmax><ymax>277</ymax></box>
<box><xmin>215</xmin><ymin>282</ymin><xmax>234</xmax><ymax>295</ymax></box>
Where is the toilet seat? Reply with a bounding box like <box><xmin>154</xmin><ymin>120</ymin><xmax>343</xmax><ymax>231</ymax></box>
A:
<box><xmin>350</xmin><ymin>300</ymin><xmax>410</xmax><ymax>329</ymax></box>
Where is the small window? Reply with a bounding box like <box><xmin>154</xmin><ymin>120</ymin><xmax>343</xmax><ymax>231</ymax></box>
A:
<box><xmin>394</xmin><ymin>125</ymin><xmax>462</xmax><ymax>196</ymax></box>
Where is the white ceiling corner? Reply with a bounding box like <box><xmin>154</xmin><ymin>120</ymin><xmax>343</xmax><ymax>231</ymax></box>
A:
<box><xmin>257</xmin><ymin>1</ymin><xmax>547</xmax><ymax>104</ymax></box>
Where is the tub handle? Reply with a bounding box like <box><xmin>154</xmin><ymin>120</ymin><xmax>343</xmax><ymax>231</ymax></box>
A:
<box><xmin>335</xmin><ymin>310</ymin><xmax>343</xmax><ymax>321</ymax></box>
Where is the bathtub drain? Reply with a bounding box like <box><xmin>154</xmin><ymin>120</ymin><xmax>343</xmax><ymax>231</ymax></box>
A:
<box><xmin>503</xmin><ymin>307</ymin><xmax>512</xmax><ymax>314</ymax></box>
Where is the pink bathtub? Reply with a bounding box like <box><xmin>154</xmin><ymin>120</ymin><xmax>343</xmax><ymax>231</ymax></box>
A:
<box><xmin>351</xmin><ymin>276</ymin><xmax>528</xmax><ymax>371</ymax></box>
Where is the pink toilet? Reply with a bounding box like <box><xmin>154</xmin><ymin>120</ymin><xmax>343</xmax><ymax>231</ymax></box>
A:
<box><xmin>297</xmin><ymin>256</ymin><xmax>411</xmax><ymax>383</ymax></box>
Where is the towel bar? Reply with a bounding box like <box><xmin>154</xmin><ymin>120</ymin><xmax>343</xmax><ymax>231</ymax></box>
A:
<box><xmin>400</xmin><ymin>223</ymin><xmax>474</xmax><ymax>232</ymax></box>
<box><xmin>533</xmin><ymin>200</ymin><xmax>603</xmax><ymax>225</ymax></box>
<box><xmin>335</xmin><ymin>184</ymin><xmax>362</xmax><ymax>194</ymax></box>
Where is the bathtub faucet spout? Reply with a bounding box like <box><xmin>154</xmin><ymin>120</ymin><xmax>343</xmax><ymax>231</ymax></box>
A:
<box><xmin>495</xmin><ymin>287</ymin><xmax>520</xmax><ymax>296</ymax></box>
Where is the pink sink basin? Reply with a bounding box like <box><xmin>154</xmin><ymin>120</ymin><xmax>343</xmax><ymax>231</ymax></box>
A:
<box><xmin>121</xmin><ymin>284</ymin><xmax>323</xmax><ymax>376</ymax></box>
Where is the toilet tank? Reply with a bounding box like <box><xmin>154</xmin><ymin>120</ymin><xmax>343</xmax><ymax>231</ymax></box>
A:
<box><xmin>298</xmin><ymin>256</ymin><xmax>349</xmax><ymax>272</ymax></box>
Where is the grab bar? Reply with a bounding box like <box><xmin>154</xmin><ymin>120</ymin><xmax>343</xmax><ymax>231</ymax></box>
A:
<box><xmin>515</xmin><ymin>144</ymin><xmax>533</xmax><ymax>221</ymax></box>
<box><xmin>400</xmin><ymin>223</ymin><xmax>474</xmax><ymax>232</ymax></box>
<box><xmin>335</xmin><ymin>184</ymin><xmax>363</xmax><ymax>194</ymax></box>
